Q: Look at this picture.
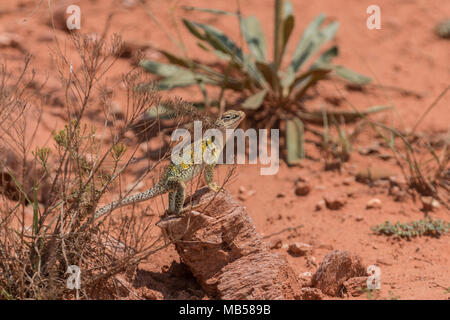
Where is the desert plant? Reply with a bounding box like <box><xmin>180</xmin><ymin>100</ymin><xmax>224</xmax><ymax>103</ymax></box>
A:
<box><xmin>140</xmin><ymin>0</ymin><xmax>389</xmax><ymax>164</ymax></box>
<box><xmin>371</xmin><ymin>218</ymin><xmax>450</xmax><ymax>239</ymax></box>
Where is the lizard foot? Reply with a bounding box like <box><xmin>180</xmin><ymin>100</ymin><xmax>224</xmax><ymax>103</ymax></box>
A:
<box><xmin>179</xmin><ymin>202</ymin><xmax>203</xmax><ymax>214</ymax></box>
<box><xmin>208</xmin><ymin>183</ymin><xmax>222</xmax><ymax>193</ymax></box>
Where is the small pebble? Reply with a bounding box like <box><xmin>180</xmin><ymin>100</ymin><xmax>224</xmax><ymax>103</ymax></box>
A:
<box><xmin>295</xmin><ymin>182</ymin><xmax>311</xmax><ymax>196</ymax></box>
<box><xmin>268</xmin><ymin>238</ymin><xmax>282</xmax><ymax>249</ymax></box>
<box><xmin>421</xmin><ymin>196</ymin><xmax>440</xmax><ymax>211</ymax></box>
<box><xmin>288</xmin><ymin>242</ymin><xmax>313</xmax><ymax>257</ymax></box>
<box><xmin>366</xmin><ymin>198</ymin><xmax>382</xmax><ymax>209</ymax></box>
<box><xmin>324</xmin><ymin>192</ymin><xmax>347</xmax><ymax>210</ymax></box>
<box><xmin>315</xmin><ymin>200</ymin><xmax>326</xmax><ymax>211</ymax></box>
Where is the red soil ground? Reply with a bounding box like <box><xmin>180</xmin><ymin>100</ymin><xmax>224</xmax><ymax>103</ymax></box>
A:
<box><xmin>0</xmin><ymin>0</ymin><xmax>448</xmax><ymax>299</ymax></box>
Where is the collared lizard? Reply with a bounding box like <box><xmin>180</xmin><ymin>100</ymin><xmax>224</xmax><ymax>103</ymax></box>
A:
<box><xmin>94</xmin><ymin>110</ymin><xmax>245</xmax><ymax>219</ymax></box>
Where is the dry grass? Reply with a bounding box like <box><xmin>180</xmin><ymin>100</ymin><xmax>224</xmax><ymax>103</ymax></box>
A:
<box><xmin>0</xmin><ymin>32</ymin><xmax>201</xmax><ymax>299</ymax></box>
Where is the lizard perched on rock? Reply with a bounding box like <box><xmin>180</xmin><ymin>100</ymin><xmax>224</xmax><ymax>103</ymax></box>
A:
<box><xmin>94</xmin><ymin>110</ymin><xmax>245</xmax><ymax>219</ymax></box>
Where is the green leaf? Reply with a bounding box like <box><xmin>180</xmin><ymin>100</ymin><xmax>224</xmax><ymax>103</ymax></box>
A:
<box><xmin>285</xmin><ymin>13</ymin><xmax>339</xmax><ymax>87</ymax></box>
<box><xmin>281</xmin><ymin>15</ymin><xmax>294</xmax><ymax>60</ymax></box>
<box><xmin>183</xmin><ymin>19</ymin><xmax>266</xmax><ymax>88</ymax></box>
<box><xmin>279</xmin><ymin>1</ymin><xmax>295</xmax><ymax>63</ymax></box>
<box><xmin>158</xmin><ymin>69</ymin><xmax>215</xmax><ymax>90</ymax></box>
<box><xmin>255</xmin><ymin>61</ymin><xmax>276</xmax><ymax>89</ymax></box>
<box><xmin>196</xmin><ymin>42</ymin><xmax>231</xmax><ymax>61</ymax></box>
<box><xmin>334</xmin><ymin>66</ymin><xmax>372</xmax><ymax>85</ymax></box>
<box><xmin>181</xmin><ymin>6</ymin><xmax>237</xmax><ymax>16</ymax></box>
<box><xmin>158</xmin><ymin>49</ymin><xmax>243</xmax><ymax>88</ymax></box>
<box><xmin>139</xmin><ymin>59</ymin><xmax>225</xmax><ymax>90</ymax></box>
<box><xmin>288</xmin><ymin>13</ymin><xmax>325</xmax><ymax>68</ymax></box>
<box><xmin>286</xmin><ymin>117</ymin><xmax>305</xmax><ymax>165</ymax></box>
<box><xmin>283</xmin><ymin>0</ymin><xmax>294</xmax><ymax>18</ymax></box>
<box><xmin>183</xmin><ymin>19</ymin><xmax>244</xmax><ymax>63</ymax></box>
<box><xmin>242</xmin><ymin>89</ymin><xmax>267</xmax><ymax>110</ymax></box>
<box><xmin>312</xmin><ymin>45</ymin><xmax>338</xmax><ymax>68</ymax></box>
<box><xmin>243</xmin><ymin>55</ymin><xmax>267</xmax><ymax>89</ymax></box>
<box><xmin>158</xmin><ymin>50</ymin><xmax>192</xmax><ymax>68</ymax></box>
<box><xmin>291</xmin><ymin>68</ymin><xmax>332</xmax><ymax>91</ymax></box>
<box><xmin>293</xmin><ymin>69</ymin><xmax>332</xmax><ymax>100</ymax></box>
<box><xmin>139</xmin><ymin>60</ymin><xmax>183</xmax><ymax>77</ymax></box>
<box><xmin>183</xmin><ymin>19</ymin><xmax>207</xmax><ymax>40</ymax></box>
<box><xmin>241</xmin><ymin>16</ymin><xmax>267</xmax><ymax>62</ymax></box>
<box><xmin>311</xmin><ymin>46</ymin><xmax>371</xmax><ymax>85</ymax></box>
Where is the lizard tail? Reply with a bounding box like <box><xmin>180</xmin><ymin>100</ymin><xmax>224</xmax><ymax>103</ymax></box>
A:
<box><xmin>94</xmin><ymin>183</ymin><xmax>166</xmax><ymax>219</ymax></box>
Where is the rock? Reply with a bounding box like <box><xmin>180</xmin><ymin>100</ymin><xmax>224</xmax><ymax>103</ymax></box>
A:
<box><xmin>238</xmin><ymin>186</ymin><xmax>246</xmax><ymax>194</ymax></box>
<box><xmin>136</xmin><ymin>287</ymin><xmax>164</xmax><ymax>300</ymax></box>
<box><xmin>343</xmin><ymin>177</ymin><xmax>353</xmax><ymax>186</ymax></box>
<box><xmin>366</xmin><ymin>198</ymin><xmax>382</xmax><ymax>209</ymax></box>
<box><xmin>377</xmin><ymin>153</ymin><xmax>393</xmax><ymax>161</ymax></box>
<box><xmin>356</xmin><ymin>166</ymin><xmax>396</xmax><ymax>184</ymax></box>
<box><xmin>312</xmin><ymin>250</ymin><xmax>366</xmax><ymax>297</ymax></box>
<box><xmin>394</xmin><ymin>191</ymin><xmax>408</xmax><ymax>202</ymax></box>
<box><xmin>358</xmin><ymin>143</ymin><xmax>380</xmax><ymax>155</ymax></box>
<box><xmin>343</xmin><ymin>276</ymin><xmax>368</xmax><ymax>297</ymax></box>
<box><xmin>268</xmin><ymin>238</ymin><xmax>282</xmax><ymax>250</ymax></box>
<box><xmin>156</xmin><ymin>187</ymin><xmax>302</xmax><ymax>299</ymax></box>
<box><xmin>323</xmin><ymin>192</ymin><xmax>347</xmax><ymax>210</ymax></box>
<box><xmin>306</xmin><ymin>256</ymin><xmax>317</xmax><ymax>268</ymax></box>
<box><xmin>295</xmin><ymin>182</ymin><xmax>311</xmax><ymax>196</ymax></box>
<box><xmin>421</xmin><ymin>196</ymin><xmax>440</xmax><ymax>211</ymax></box>
<box><xmin>288</xmin><ymin>242</ymin><xmax>313</xmax><ymax>257</ymax></box>
<box><xmin>390</xmin><ymin>186</ymin><xmax>408</xmax><ymax>202</ymax></box>
<box><xmin>298</xmin><ymin>272</ymin><xmax>312</xmax><ymax>287</ymax></box>
<box><xmin>0</xmin><ymin>32</ymin><xmax>23</xmax><ymax>50</ymax></box>
<box><xmin>436</xmin><ymin>19</ymin><xmax>450</xmax><ymax>39</ymax></box>
<box><xmin>299</xmin><ymin>287</ymin><xmax>324</xmax><ymax>300</ymax></box>
<box><xmin>276</xmin><ymin>192</ymin><xmax>286</xmax><ymax>198</ymax></box>
<box><xmin>315</xmin><ymin>199</ymin><xmax>326</xmax><ymax>211</ymax></box>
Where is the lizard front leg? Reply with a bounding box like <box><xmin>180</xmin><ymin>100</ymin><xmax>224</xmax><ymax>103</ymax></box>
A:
<box><xmin>166</xmin><ymin>178</ymin><xmax>186</xmax><ymax>215</ymax></box>
<box><xmin>204</xmin><ymin>164</ymin><xmax>221</xmax><ymax>192</ymax></box>
<box><xmin>168</xmin><ymin>191</ymin><xmax>176</xmax><ymax>213</ymax></box>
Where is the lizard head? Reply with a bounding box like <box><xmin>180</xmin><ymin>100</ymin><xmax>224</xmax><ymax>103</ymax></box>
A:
<box><xmin>214</xmin><ymin>110</ymin><xmax>245</xmax><ymax>130</ymax></box>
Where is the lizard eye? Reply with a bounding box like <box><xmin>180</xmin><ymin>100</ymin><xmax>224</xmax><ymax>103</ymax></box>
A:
<box><xmin>223</xmin><ymin>114</ymin><xmax>236</xmax><ymax>120</ymax></box>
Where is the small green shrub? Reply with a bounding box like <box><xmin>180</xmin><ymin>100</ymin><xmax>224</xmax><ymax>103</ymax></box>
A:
<box><xmin>371</xmin><ymin>218</ymin><xmax>450</xmax><ymax>239</ymax></box>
